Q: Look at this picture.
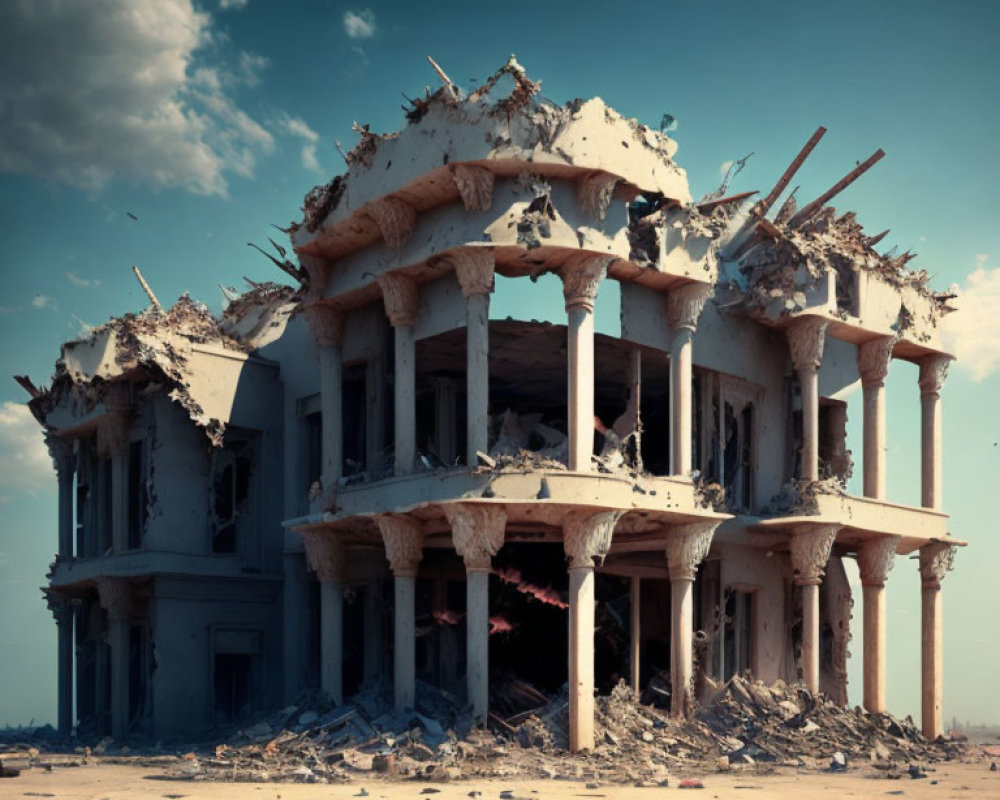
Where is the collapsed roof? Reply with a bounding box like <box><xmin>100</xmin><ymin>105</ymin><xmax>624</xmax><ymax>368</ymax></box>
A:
<box><xmin>19</xmin><ymin>283</ymin><xmax>296</xmax><ymax>446</ymax></box>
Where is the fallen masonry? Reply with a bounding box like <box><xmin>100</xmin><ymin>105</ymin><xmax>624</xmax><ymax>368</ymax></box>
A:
<box><xmin>0</xmin><ymin>677</ymin><xmax>974</xmax><ymax>784</ymax></box>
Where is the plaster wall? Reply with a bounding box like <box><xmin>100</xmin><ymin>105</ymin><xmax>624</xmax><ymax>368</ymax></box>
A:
<box><xmin>151</xmin><ymin>576</ymin><xmax>282</xmax><ymax>737</ymax></box>
<box><xmin>715</xmin><ymin>542</ymin><xmax>790</xmax><ymax>683</ymax></box>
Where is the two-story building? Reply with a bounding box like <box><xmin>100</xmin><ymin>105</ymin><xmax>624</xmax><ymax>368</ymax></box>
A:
<box><xmin>23</xmin><ymin>58</ymin><xmax>963</xmax><ymax>750</ymax></box>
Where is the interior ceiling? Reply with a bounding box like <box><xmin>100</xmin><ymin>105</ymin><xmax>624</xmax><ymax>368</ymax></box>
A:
<box><xmin>416</xmin><ymin>320</ymin><xmax>670</xmax><ymax>415</ymax></box>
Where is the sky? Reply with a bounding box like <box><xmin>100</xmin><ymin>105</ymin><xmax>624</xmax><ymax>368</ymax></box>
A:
<box><xmin>0</xmin><ymin>0</ymin><xmax>998</xmax><ymax>728</ymax></box>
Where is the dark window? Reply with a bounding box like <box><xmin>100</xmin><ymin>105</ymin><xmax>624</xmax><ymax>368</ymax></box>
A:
<box><xmin>213</xmin><ymin>654</ymin><xmax>256</xmax><ymax>723</ymax></box>
<box><xmin>694</xmin><ymin>370</ymin><xmax>756</xmax><ymax>512</ymax></box>
<box><xmin>127</xmin><ymin>440</ymin><xmax>148</xmax><ymax>549</ymax></box>
<box><xmin>304</xmin><ymin>411</ymin><xmax>322</xmax><ymax>494</ymax></box>
<box><xmin>212</xmin><ymin>434</ymin><xmax>257</xmax><ymax>554</ymax></box>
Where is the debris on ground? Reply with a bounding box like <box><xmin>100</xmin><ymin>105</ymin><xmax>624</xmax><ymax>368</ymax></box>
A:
<box><xmin>1</xmin><ymin>675</ymin><xmax>974</xmax><ymax>785</ymax></box>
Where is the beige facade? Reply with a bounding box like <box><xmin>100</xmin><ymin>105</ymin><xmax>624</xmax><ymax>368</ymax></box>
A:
<box><xmin>27</xmin><ymin>59</ymin><xmax>963</xmax><ymax>747</ymax></box>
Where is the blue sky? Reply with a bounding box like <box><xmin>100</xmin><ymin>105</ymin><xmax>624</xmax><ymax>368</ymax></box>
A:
<box><xmin>0</xmin><ymin>0</ymin><xmax>997</xmax><ymax>727</ymax></box>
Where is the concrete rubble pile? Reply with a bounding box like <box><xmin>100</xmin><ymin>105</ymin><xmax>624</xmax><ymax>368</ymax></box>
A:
<box><xmin>1</xmin><ymin>676</ymin><xmax>950</xmax><ymax>784</ymax></box>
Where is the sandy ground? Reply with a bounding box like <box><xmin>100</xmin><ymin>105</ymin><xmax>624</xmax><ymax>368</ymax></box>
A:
<box><xmin>1</xmin><ymin>761</ymin><xmax>996</xmax><ymax>800</ymax></box>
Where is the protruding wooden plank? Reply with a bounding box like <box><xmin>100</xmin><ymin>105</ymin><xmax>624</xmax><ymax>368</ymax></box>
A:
<box><xmin>789</xmin><ymin>149</ymin><xmax>886</xmax><ymax>228</ymax></box>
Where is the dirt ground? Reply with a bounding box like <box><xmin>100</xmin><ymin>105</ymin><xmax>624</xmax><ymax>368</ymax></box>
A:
<box><xmin>2</xmin><ymin>761</ymin><xmax>997</xmax><ymax>800</ymax></box>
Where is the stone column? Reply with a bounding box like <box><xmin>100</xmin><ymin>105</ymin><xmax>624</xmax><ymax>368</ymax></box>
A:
<box><xmin>302</xmin><ymin>532</ymin><xmax>346</xmax><ymax>704</ymax></box>
<box><xmin>376</xmin><ymin>515</ymin><xmax>424</xmax><ymax>710</ymax></box>
<box><xmin>789</xmin><ymin>524</ymin><xmax>838</xmax><ymax>693</ymax></box>
<box><xmin>630</xmin><ymin>576</ymin><xmax>641</xmax><ymax>698</ymax></box>
<box><xmin>857</xmin><ymin>535</ymin><xmax>899</xmax><ymax>713</ymax></box>
<box><xmin>787</xmin><ymin>318</ymin><xmax>829</xmax><ymax>481</ymax></box>
<box><xmin>665</xmin><ymin>284</ymin><xmax>711</xmax><ymax>476</ymax></box>
<box><xmin>858</xmin><ymin>336</ymin><xmax>895</xmax><ymax>499</ymax></box>
<box><xmin>378</xmin><ymin>274</ymin><xmax>419</xmax><ymax>476</ymax></box>
<box><xmin>918</xmin><ymin>356</ymin><xmax>950</xmax><ymax>510</ymax></box>
<box><xmin>919</xmin><ymin>542</ymin><xmax>954</xmax><ymax>739</ymax></box>
<box><xmin>305</xmin><ymin>304</ymin><xmax>345</xmax><ymax>505</ymax></box>
<box><xmin>563</xmin><ymin>510</ymin><xmax>622</xmax><ymax>751</ymax></box>
<box><xmin>47</xmin><ymin>594</ymin><xmax>74</xmax><ymax>735</ymax></box>
<box><xmin>96</xmin><ymin>577</ymin><xmax>131</xmax><ymax>741</ymax></box>
<box><xmin>560</xmin><ymin>257</ymin><xmax>612</xmax><ymax>472</ymax></box>
<box><xmin>449</xmin><ymin>249</ymin><xmax>495</xmax><ymax>465</ymax></box>
<box><xmin>445</xmin><ymin>503</ymin><xmax>507</xmax><ymax>721</ymax></box>
<box><xmin>98</xmin><ymin>384</ymin><xmax>131</xmax><ymax>552</ymax></box>
<box><xmin>666</xmin><ymin>522</ymin><xmax>719</xmax><ymax>716</ymax></box>
<box><xmin>47</xmin><ymin>436</ymin><xmax>76</xmax><ymax>560</ymax></box>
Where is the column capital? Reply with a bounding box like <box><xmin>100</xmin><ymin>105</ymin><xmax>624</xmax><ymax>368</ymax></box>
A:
<box><xmin>44</xmin><ymin>591</ymin><xmax>74</xmax><ymax>625</ymax></box>
<box><xmin>96</xmin><ymin>576</ymin><xmax>132</xmax><ymax>620</ymax></box>
<box><xmin>857</xmin><ymin>535</ymin><xmax>900</xmax><ymax>587</ymax></box>
<box><xmin>576</xmin><ymin>170</ymin><xmax>620</xmax><ymax>222</ymax></box>
<box><xmin>918</xmin><ymin>355</ymin><xmax>951</xmax><ymax>397</ymax></box>
<box><xmin>665</xmin><ymin>283</ymin><xmax>712</xmax><ymax>335</ymax></box>
<box><xmin>789</xmin><ymin>524</ymin><xmax>839</xmax><ymax>585</ymax></box>
<box><xmin>858</xmin><ymin>335</ymin><xmax>896</xmax><ymax>388</ymax></box>
<box><xmin>563</xmin><ymin>510</ymin><xmax>622</xmax><ymax>569</ymax></box>
<box><xmin>361</xmin><ymin>196</ymin><xmax>415</xmax><ymax>251</ymax></box>
<box><xmin>377</xmin><ymin>273</ymin><xmax>419</xmax><ymax>327</ymax></box>
<box><xmin>919</xmin><ymin>542</ymin><xmax>955</xmax><ymax>589</ymax></box>
<box><xmin>444</xmin><ymin>503</ymin><xmax>506</xmax><ymax>570</ymax></box>
<box><xmin>786</xmin><ymin>316</ymin><xmax>829</xmax><ymax>373</ymax></box>
<box><xmin>46</xmin><ymin>435</ymin><xmax>75</xmax><ymax>479</ymax></box>
<box><xmin>665</xmin><ymin>521</ymin><xmax>719</xmax><ymax>581</ymax></box>
<box><xmin>449</xmin><ymin>164</ymin><xmax>494</xmax><ymax>213</ymax></box>
<box><xmin>376</xmin><ymin>514</ymin><xmax>424</xmax><ymax>577</ymax></box>
<box><xmin>560</xmin><ymin>256</ymin><xmax>612</xmax><ymax>313</ymax></box>
<box><xmin>302</xmin><ymin>531</ymin><xmax>346</xmax><ymax>583</ymax></box>
<box><xmin>304</xmin><ymin>303</ymin><xmax>344</xmax><ymax>348</ymax></box>
<box><xmin>446</xmin><ymin>248</ymin><xmax>495</xmax><ymax>298</ymax></box>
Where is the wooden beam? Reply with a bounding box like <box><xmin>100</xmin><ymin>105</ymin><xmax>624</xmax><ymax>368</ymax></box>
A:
<box><xmin>789</xmin><ymin>149</ymin><xmax>886</xmax><ymax>228</ymax></box>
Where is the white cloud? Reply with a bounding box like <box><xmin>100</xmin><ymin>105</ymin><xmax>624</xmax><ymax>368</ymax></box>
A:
<box><xmin>282</xmin><ymin>115</ymin><xmax>322</xmax><ymax>172</ymax></box>
<box><xmin>70</xmin><ymin>315</ymin><xmax>95</xmax><ymax>339</ymax></box>
<box><xmin>941</xmin><ymin>254</ymin><xmax>1000</xmax><ymax>382</ymax></box>
<box><xmin>65</xmin><ymin>272</ymin><xmax>100</xmax><ymax>288</ymax></box>
<box><xmin>343</xmin><ymin>9</ymin><xmax>376</xmax><ymax>39</ymax></box>
<box><xmin>31</xmin><ymin>295</ymin><xmax>56</xmax><ymax>311</ymax></box>
<box><xmin>719</xmin><ymin>160</ymin><xmax>734</xmax><ymax>180</ymax></box>
<box><xmin>0</xmin><ymin>402</ymin><xmax>53</xmax><ymax>502</ymax></box>
<box><xmin>239</xmin><ymin>51</ymin><xmax>269</xmax><ymax>88</ymax></box>
<box><xmin>0</xmin><ymin>0</ymin><xmax>274</xmax><ymax>197</ymax></box>
<box><xmin>219</xmin><ymin>0</ymin><xmax>248</xmax><ymax>8</ymax></box>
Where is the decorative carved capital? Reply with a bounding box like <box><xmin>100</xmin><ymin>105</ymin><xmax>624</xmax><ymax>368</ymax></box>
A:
<box><xmin>857</xmin><ymin>535</ymin><xmax>900</xmax><ymax>586</ymax></box>
<box><xmin>445</xmin><ymin>504</ymin><xmax>507</xmax><ymax>571</ymax></box>
<box><xmin>97</xmin><ymin>383</ymin><xmax>131</xmax><ymax>458</ymax></box>
<box><xmin>918</xmin><ymin>355</ymin><xmax>951</xmax><ymax>397</ymax></box>
<box><xmin>858</xmin><ymin>335</ymin><xmax>896</xmax><ymax>388</ymax></box>
<box><xmin>446</xmin><ymin>249</ymin><xmax>495</xmax><ymax>298</ymax></box>
<box><xmin>919</xmin><ymin>542</ymin><xmax>955</xmax><ymax>589</ymax></box>
<box><xmin>665</xmin><ymin>522</ymin><xmax>719</xmax><ymax>581</ymax></box>
<box><xmin>304</xmin><ymin>304</ymin><xmax>344</xmax><ymax>348</ymax></box>
<box><xmin>377</xmin><ymin>273</ymin><xmax>419</xmax><ymax>327</ymax></box>
<box><xmin>361</xmin><ymin>196</ymin><xmax>416</xmax><ymax>250</ymax></box>
<box><xmin>665</xmin><ymin>283</ymin><xmax>712</xmax><ymax>335</ymax></box>
<box><xmin>44</xmin><ymin>591</ymin><xmax>74</xmax><ymax>626</ymax></box>
<box><xmin>789</xmin><ymin>524</ymin><xmax>839</xmax><ymax>585</ymax></box>
<box><xmin>576</xmin><ymin>171</ymin><xmax>620</xmax><ymax>222</ymax></box>
<box><xmin>376</xmin><ymin>514</ymin><xmax>424</xmax><ymax>577</ymax></box>
<box><xmin>561</xmin><ymin>256</ymin><xmax>612</xmax><ymax>313</ymax></box>
<box><xmin>46</xmin><ymin>435</ymin><xmax>75</xmax><ymax>480</ymax></box>
<box><xmin>786</xmin><ymin>317</ymin><xmax>829</xmax><ymax>373</ymax></box>
<box><xmin>302</xmin><ymin>531</ymin><xmax>346</xmax><ymax>583</ymax></box>
<box><xmin>96</xmin><ymin>577</ymin><xmax>132</xmax><ymax>621</ymax></box>
<box><xmin>449</xmin><ymin>164</ymin><xmax>494</xmax><ymax>213</ymax></box>
<box><xmin>563</xmin><ymin>510</ymin><xmax>622</xmax><ymax>569</ymax></box>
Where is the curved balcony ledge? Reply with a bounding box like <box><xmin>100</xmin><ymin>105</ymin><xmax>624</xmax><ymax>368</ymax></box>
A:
<box><xmin>48</xmin><ymin>551</ymin><xmax>282</xmax><ymax>589</ymax></box>
<box><xmin>286</xmin><ymin>468</ymin><xmax>730</xmax><ymax>551</ymax></box>
<box><xmin>748</xmin><ymin>493</ymin><xmax>965</xmax><ymax>554</ymax></box>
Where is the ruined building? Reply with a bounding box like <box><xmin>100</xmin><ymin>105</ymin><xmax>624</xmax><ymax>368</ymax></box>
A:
<box><xmin>21</xmin><ymin>59</ymin><xmax>964</xmax><ymax>751</ymax></box>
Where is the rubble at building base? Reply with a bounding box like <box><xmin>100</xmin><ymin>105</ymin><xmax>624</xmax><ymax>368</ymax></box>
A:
<box><xmin>0</xmin><ymin>676</ymin><xmax>972</xmax><ymax>785</ymax></box>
